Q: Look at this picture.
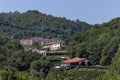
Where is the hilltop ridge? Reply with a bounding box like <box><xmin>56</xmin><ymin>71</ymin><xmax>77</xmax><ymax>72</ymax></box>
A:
<box><xmin>0</xmin><ymin>10</ymin><xmax>90</xmax><ymax>39</ymax></box>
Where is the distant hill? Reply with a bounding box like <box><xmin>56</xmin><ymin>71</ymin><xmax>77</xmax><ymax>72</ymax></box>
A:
<box><xmin>66</xmin><ymin>17</ymin><xmax>120</xmax><ymax>66</ymax></box>
<box><xmin>0</xmin><ymin>10</ymin><xmax>90</xmax><ymax>39</ymax></box>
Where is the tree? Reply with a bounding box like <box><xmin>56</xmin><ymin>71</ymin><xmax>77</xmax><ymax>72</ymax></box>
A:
<box><xmin>7</xmin><ymin>51</ymin><xmax>41</xmax><ymax>71</ymax></box>
<box><xmin>0</xmin><ymin>66</ymin><xmax>36</xmax><ymax>80</ymax></box>
<box><xmin>46</xmin><ymin>73</ymin><xmax>56</xmax><ymax>80</ymax></box>
<box><xmin>0</xmin><ymin>10</ymin><xmax>90</xmax><ymax>39</ymax></box>
<box><xmin>30</xmin><ymin>60</ymin><xmax>50</xmax><ymax>79</ymax></box>
<box><xmin>96</xmin><ymin>44</ymin><xmax>120</xmax><ymax>80</ymax></box>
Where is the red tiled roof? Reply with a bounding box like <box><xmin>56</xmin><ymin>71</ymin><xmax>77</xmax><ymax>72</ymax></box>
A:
<box><xmin>63</xmin><ymin>58</ymin><xmax>87</xmax><ymax>63</ymax></box>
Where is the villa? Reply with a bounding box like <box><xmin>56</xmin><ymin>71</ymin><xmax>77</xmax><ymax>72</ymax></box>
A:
<box><xmin>61</xmin><ymin>57</ymin><xmax>90</xmax><ymax>67</ymax></box>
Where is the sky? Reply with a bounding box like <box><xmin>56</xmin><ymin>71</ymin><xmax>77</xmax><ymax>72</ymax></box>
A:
<box><xmin>0</xmin><ymin>0</ymin><xmax>120</xmax><ymax>24</ymax></box>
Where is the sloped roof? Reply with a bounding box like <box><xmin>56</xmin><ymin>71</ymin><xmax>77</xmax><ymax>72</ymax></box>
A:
<box><xmin>63</xmin><ymin>57</ymin><xmax>88</xmax><ymax>63</ymax></box>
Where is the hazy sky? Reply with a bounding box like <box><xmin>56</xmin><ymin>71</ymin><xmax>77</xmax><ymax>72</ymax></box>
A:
<box><xmin>0</xmin><ymin>0</ymin><xmax>120</xmax><ymax>24</ymax></box>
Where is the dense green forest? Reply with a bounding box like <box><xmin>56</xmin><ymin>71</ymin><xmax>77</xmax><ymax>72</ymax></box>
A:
<box><xmin>0</xmin><ymin>35</ymin><xmax>52</xmax><ymax>80</ymax></box>
<box><xmin>96</xmin><ymin>44</ymin><xmax>120</xmax><ymax>80</ymax></box>
<box><xmin>0</xmin><ymin>35</ymin><xmax>105</xmax><ymax>80</ymax></box>
<box><xmin>0</xmin><ymin>10</ymin><xmax>90</xmax><ymax>39</ymax></box>
<box><xmin>1</xmin><ymin>11</ymin><xmax>120</xmax><ymax>80</ymax></box>
<box><xmin>66</xmin><ymin>17</ymin><xmax>120</xmax><ymax>66</ymax></box>
<box><xmin>0</xmin><ymin>35</ymin><xmax>42</xmax><ymax>79</ymax></box>
<box><xmin>0</xmin><ymin>35</ymin><xmax>117</xmax><ymax>79</ymax></box>
<box><xmin>0</xmin><ymin>26</ymin><xmax>119</xmax><ymax>80</ymax></box>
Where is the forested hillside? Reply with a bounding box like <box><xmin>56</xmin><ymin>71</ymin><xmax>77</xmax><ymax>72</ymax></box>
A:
<box><xmin>0</xmin><ymin>35</ymin><xmax>22</xmax><ymax>69</ymax></box>
<box><xmin>1</xmin><ymin>10</ymin><xmax>120</xmax><ymax>80</ymax></box>
<box><xmin>66</xmin><ymin>17</ymin><xmax>120</xmax><ymax>66</ymax></box>
<box><xmin>96</xmin><ymin>44</ymin><xmax>120</xmax><ymax>80</ymax></box>
<box><xmin>0</xmin><ymin>35</ymin><xmax>106</xmax><ymax>80</ymax></box>
<box><xmin>0</xmin><ymin>35</ymin><xmax>47</xmax><ymax>80</ymax></box>
<box><xmin>0</xmin><ymin>10</ymin><xmax>90</xmax><ymax>39</ymax></box>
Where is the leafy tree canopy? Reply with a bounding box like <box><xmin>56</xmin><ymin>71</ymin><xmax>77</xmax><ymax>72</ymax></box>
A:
<box><xmin>0</xmin><ymin>10</ymin><xmax>90</xmax><ymax>39</ymax></box>
<box><xmin>66</xmin><ymin>17</ymin><xmax>120</xmax><ymax>66</ymax></box>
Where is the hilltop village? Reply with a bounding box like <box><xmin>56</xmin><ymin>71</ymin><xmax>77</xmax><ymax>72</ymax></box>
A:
<box><xmin>20</xmin><ymin>38</ymin><xmax>66</xmax><ymax>54</ymax></box>
<box><xmin>20</xmin><ymin>37</ymin><xmax>90</xmax><ymax>68</ymax></box>
<box><xmin>0</xmin><ymin>10</ymin><xmax>118</xmax><ymax>79</ymax></box>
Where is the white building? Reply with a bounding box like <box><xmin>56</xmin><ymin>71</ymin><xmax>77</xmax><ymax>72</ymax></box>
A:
<box><xmin>61</xmin><ymin>58</ymin><xmax>90</xmax><ymax>67</ymax></box>
<box><xmin>50</xmin><ymin>41</ymin><xmax>65</xmax><ymax>50</ymax></box>
<box><xmin>42</xmin><ymin>40</ymin><xmax>65</xmax><ymax>51</ymax></box>
<box><xmin>32</xmin><ymin>48</ymin><xmax>47</xmax><ymax>56</ymax></box>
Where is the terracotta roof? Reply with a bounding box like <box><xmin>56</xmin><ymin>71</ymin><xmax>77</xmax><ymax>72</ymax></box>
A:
<box><xmin>63</xmin><ymin>58</ymin><xmax>87</xmax><ymax>63</ymax></box>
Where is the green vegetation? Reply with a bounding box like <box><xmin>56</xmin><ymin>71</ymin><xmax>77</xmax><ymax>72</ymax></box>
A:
<box><xmin>64</xmin><ymin>68</ymin><xmax>105</xmax><ymax>80</ymax></box>
<box><xmin>66</xmin><ymin>17</ymin><xmax>120</xmax><ymax>66</ymax></box>
<box><xmin>0</xmin><ymin>10</ymin><xmax>90</xmax><ymax>39</ymax></box>
<box><xmin>0</xmin><ymin>35</ymin><xmax>47</xmax><ymax>79</ymax></box>
<box><xmin>46</xmin><ymin>68</ymin><xmax>106</xmax><ymax>80</ymax></box>
<box><xmin>0</xmin><ymin>66</ymin><xmax>36</xmax><ymax>80</ymax></box>
<box><xmin>0</xmin><ymin>35</ymin><xmax>22</xmax><ymax>69</ymax></box>
<box><xmin>1</xmin><ymin>11</ymin><xmax>120</xmax><ymax>80</ymax></box>
<box><xmin>96</xmin><ymin>44</ymin><xmax>120</xmax><ymax>80</ymax></box>
<box><xmin>0</xmin><ymin>35</ymin><xmax>105</xmax><ymax>80</ymax></box>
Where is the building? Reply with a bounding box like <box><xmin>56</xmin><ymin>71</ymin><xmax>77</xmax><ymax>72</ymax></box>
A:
<box><xmin>32</xmin><ymin>48</ymin><xmax>40</xmax><ymax>53</ymax></box>
<box><xmin>20</xmin><ymin>38</ymin><xmax>66</xmax><ymax>53</ymax></box>
<box><xmin>61</xmin><ymin>57</ymin><xmax>90</xmax><ymax>67</ymax></box>
<box><xmin>32</xmin><ymin>48</ymin><xmax>47</xmax><ymax>55</ymax></box>
<box><xmin>24</xmin><ymin>47</ymin><xmax>33</xmax><ymax>52</ymax></box>
<box><xmin>31</xmin><ymin>37</ymin><xmax>51</xmax><ymax>46</ymax></box>
<box><xmin>42</xmin><ymin>40</ymin><xmax>65</xmax><ymax>51</ymax></box>
<box><xmin>50</xmin><ymin>40</ymin><xmax>65</xmax><ymax>50</ymax></box>
<box><xmin>20</xmin><ymin>39</ymin><xmax>33</xmax><ymax>47</ymax></box>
